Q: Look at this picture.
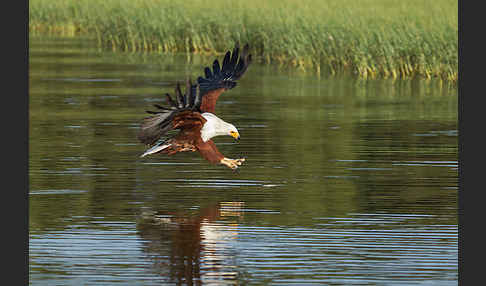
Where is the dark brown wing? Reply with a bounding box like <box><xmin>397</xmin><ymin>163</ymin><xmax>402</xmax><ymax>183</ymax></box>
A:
<box><xmin>172</xmin><ymin>110</ymin><xmax>206</xmax><ymax>130</ymax></box>
<box><xmin>138</xmin><ymin>81</ymin><xmax>203</xmax><ymax>146</ymax></box>
<box><xmin>139</xmin><ymin>111</ymin><xmax>206</xmax><ymax>158</ymax></box>
<box><xmin>198</xmin><ymin>88</ymin><xmax>225</xmax><ymax>114</ymax></box>
<box><xmin>191</xmin><ymin>43</ymin><xmax>252</xmax><ymax>113</ymax></box>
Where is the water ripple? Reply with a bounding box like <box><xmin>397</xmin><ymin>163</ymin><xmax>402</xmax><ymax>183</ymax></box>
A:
<box><xmin>158</xmin><ymin>178</ymin><xmax>282</xmax><ymax>188</ymax></box>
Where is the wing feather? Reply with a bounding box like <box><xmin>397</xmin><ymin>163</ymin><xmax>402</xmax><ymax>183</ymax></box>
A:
<box><xmin>165</xmin><ymin>93</ymin><xmax>177</xmax><ymax>108</ymax></box>
<box><xmin>193</xmin><ymin>84</ymin><xmax>202</xmax><ymax>108</ymax></box>
<box><xmin>175</xmin><ymin>83</ymin><xmax>185</xmax><ymax>108</ymax></box>
<box><xmin>138</xmin><ymin>111</ymin><xmax>175</xmax><ymax>145</ymax></box>
<box><xmin>192</xmin><ymin>43</ymin><xmax>252</xmax><ymax>113</ymax></box>
<box><xmin>185</xmin><ymin>79</ymin><xmax>196</xmax><ymax>108</ymax></box>
<box><xmin>138</xmin><ymin>83</ymin><xmax>205</xmax><ymax>146</ymax></box>
<box><xmin>229</xmin><ymin>44</ymin><xmax>239</xmax><ymax>70</ymax></box>
<box><xmin>221</xmin><ymin>51</ymin><xmax>231</xmax><ymax>73</ymax></box>
<box><xmin>212</xmin><ymin>59</ymin><xmax>221</xmax><ymax>75</ymax></box>
<box><xmin>204</xmin><ymin>67</ymin><xmax>212</xmax><ymax>79</ymax></box>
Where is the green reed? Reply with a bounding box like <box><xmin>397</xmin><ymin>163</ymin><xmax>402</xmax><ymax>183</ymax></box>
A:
<box><xmin>29</xmin><ymin>0</ymin><xmax>457</xmax><ymax>83</ymax></box>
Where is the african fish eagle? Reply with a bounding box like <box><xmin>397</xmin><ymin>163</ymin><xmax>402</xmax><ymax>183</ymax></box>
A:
<box><xmin>137</xmin><ymin>44</ymin><xmax>252</xmax><ymax>170</ymax></box>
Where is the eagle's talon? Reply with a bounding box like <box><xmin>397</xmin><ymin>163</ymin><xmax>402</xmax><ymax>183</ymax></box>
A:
<box><xmin>221</xmin><ymin>157</ymin><xmax>245</xmax><ymax>170</ymax></box>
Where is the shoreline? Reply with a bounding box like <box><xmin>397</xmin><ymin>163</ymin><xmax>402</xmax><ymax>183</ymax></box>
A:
<box><xmin>29</xmin><ymin>0</ymin><xmax>458</xmax><ymax>84</ymax></box>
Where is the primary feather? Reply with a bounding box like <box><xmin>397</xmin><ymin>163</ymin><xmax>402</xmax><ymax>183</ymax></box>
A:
<box><xmin>193</xmin><ymin>43</ymin><xmax>252</xmax><ymax>99</ymax></box>
<box><xmin>140</xmin><ymin>142</ymin><xmax>171</xmax><ymax>158</ymax></box>
<box><xmin>137</xmin><ymin>80</ymin><xmax>202</xmax><ymax>146</ymax></box>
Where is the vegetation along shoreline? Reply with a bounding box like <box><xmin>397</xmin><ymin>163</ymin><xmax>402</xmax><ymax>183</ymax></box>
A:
<box><xmin>29</xmin><ymin>0</ymin><xmax>458</xmax><ymax>84</ymax></box>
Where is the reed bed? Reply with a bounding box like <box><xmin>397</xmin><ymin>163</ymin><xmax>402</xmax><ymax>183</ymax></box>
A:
<box><xmin>29</xmin><ymin>0</ymin><xmax>458</xmax><ymax>83</ymax></box>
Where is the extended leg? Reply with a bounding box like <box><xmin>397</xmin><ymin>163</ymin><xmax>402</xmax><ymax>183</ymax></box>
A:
<box><xmin>220</xmin><ymin>157</ymin><xmax>246</xmax><ymax>170</ymax></box>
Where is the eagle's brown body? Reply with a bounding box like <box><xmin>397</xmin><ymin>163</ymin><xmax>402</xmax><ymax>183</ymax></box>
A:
<box><xmin>137</xmin><ymin>44</ymin><xmax>252</xmax><ymax>169</ymax></box>
<box><xmin>154</xmin><ymin>111</ymin><xmax>225</xmax><ymax>164</ymax></box>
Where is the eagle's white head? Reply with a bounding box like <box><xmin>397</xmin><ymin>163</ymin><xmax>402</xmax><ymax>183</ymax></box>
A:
<box><xmin>200</xmin><ymin>113</ymin><xmax>240</xmax><ymax>142</ymax></box>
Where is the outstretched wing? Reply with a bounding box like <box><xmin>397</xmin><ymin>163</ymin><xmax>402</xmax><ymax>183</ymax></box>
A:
<box><xmin>191</xmin><ymin>43</ymin><xmax>252</xmax><ymax>113</ymax></box>
<box><xmin>137</xmin><ymin>81</ymin><xmax>204</xmax><ymax>146</ymax></box>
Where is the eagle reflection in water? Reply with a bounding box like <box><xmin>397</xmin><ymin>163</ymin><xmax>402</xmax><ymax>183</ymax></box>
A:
<box><xmin>137</xmin><ymin>202</ymin><xmax>245</xmax><ymax>284</ymax></box>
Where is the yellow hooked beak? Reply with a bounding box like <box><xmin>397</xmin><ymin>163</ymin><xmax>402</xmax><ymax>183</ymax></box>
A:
<box><xmin>230</xmin><ymin>131</ymin><xmax>240</xmax><ymax>140</ymax></box>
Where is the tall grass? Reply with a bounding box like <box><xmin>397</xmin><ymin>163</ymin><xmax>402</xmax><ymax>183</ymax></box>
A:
<box><xmin>29</xmin><ymin>0</ymin><xmax>458</xmax><ymax>83</ymax></box>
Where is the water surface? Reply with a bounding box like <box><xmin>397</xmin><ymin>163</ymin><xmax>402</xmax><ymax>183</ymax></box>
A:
<box><xmin>29</xmin><ymin>37</ymin><xmax>458</xmax><ymax>285</ymax></box>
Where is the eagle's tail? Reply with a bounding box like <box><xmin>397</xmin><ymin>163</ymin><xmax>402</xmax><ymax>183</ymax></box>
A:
<box><xmin>140</xmin><ymin>141</ymin><xmax>171</xmax><ymax>158</ymax></box>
